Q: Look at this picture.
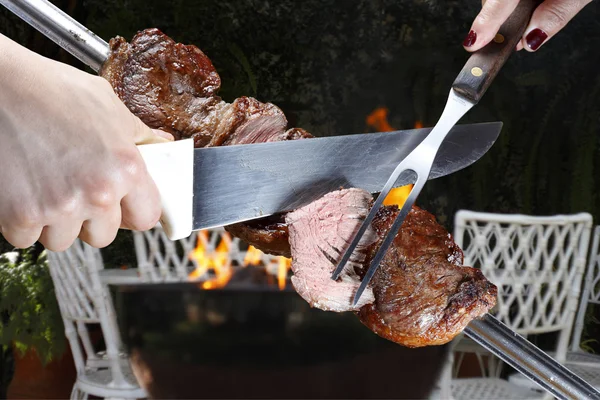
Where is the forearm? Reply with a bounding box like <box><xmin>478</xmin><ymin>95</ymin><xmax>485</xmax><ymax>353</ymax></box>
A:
<box><xmin>0</xmin><ymin>33</ymin><xmax>44</xmax><ymax>107</ymax></box>
<box><xmin>0</xmin><ymin>33</ymin><xmax>34</xmax><ymax>76</ymax></box>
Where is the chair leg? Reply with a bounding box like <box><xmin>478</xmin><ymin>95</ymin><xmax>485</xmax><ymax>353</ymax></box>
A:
<box><xmin>70</xmin><ymin>384</ymin><xmax>88</xmax><ymax>400</ymax></box>
<box><xmin>77</xmin><ymin>321</ymin><xmax>100</xmax><ymax>366</ymax></box>
<box><xmin>453</xmin><ymin>352</ymin><xmax>465</xmax><ymax>378</ymax></box>
<box><xmin>474</xmin><ymin>352</ymin><xmax>487</xmax><ymax>376</ymax></box>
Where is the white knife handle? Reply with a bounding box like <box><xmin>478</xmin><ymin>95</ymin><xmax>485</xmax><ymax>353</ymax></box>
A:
<box><xmin>136</xmin><ymin>139</ymin><xmax>194</xmax><ymax>240</ymax></box>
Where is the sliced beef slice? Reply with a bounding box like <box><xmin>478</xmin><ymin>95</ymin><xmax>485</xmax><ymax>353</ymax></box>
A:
<box><xmin>357</xmin><ymin>206</ymin><xmax>497</xmax><ymax>347</ymax></box>
<box><xmin>285</xmin><ymin>189</ymin><xmax>378</xmax><ymax>311</ymax></box>
<box><xmin>101</xmin><ymin>28</ymin><xmax>305</xmax><ymax>149</ymax></box>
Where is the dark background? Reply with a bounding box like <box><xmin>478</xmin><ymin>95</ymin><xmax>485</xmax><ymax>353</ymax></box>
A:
<box><xmin>1</xmin><ymin>0</ymin><xmax>599</xmax><ymax>352</ymax></box>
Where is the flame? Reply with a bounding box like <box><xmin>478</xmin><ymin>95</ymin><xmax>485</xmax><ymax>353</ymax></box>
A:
<box><xmin>366</xmin><ymin>110</ymin><xmax>421</xmax><ymax>208</ymax></box>
<box><xmin>188</xmin><ymin>231</ymin><xmax>210</xmax><ymax>280</ymax></box>
<box><xmin>188</xmin><ymin>232</ymin><xmax>291</xmax><ymax>290</ymax></box>
<box><xmin>188</xmin><ymin>231</ymin><xmax>233</xmax><ymax>289</ymax></box>
<box><xmin>278</xmin><ymin>257</ymin><xmax>292</xmax><ymax>290</ymax></box>
<box><xmin>366</xmin><ymin>107</ymin><xmax>394</xmax><ymax>132</ymax></box>
<box><xmin>382</xmin><ymin>184</ymin><xmax>413</xmax><ymax>208</ymax></box>
<box><xmin>244</xmin><ymin>245</ymin><xmax>263</xmax><ymax>266</ymax></box>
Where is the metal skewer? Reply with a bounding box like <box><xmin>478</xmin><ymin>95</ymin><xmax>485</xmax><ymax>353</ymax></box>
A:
<box><xmin>1</xmin><ymin>0</ymin><xmax>108</xmax><ymax>72</ymax></box>
<box><xmin>467</xmin><ymin>314</ymin><xmax>600</xmax><ymax>400</ymax></box>
<box><xmin>2</xmin><ymin>1</ymin><xmax>599</xmax><ymax>399</ymax></box>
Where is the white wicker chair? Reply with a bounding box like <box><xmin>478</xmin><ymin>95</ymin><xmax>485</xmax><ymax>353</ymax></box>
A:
<box><xmin>509</xmin><ymin>225</ymin><xmax>600</xmax><ymax>391</ymax></box>
<box><xmin>448</xmin><ymin>210</ymin><xmax>593</xmax><ymax>400</ymax></box>
<box><xmin>569</xmin><ymin>225</ymin><xmax>600</xmax><ymax>365</ymax></box>
<box><xmin>47</xmin><ymin>240</ymin><xmax>146</xmax><ymax>400</ymax></box>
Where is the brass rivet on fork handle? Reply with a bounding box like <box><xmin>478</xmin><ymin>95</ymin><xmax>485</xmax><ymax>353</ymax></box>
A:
<box><xmin>471</xmin><ymin>67</ymin><xmax>483</xmax><ymax>77</ymax></box>
<box><xmin>494</xmin><ymin>33</ymin><xmax>505</xmax><ymax>43</ymax></box>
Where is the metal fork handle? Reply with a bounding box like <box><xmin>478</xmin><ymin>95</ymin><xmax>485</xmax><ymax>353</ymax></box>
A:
<box><xmin>0</xmin><ymin>0</ymin><xmax>109</xmax><ymax>72</ymax></box>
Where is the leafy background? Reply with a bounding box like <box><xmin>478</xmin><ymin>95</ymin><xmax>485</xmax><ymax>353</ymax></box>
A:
<box><xmin>1</xmin><ymin>0</ymin><xmax>599</xmax><ymax>350</ymax></box>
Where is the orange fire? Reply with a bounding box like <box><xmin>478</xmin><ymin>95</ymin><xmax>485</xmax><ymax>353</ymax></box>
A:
<box><xmin>366</xmin><ymin>108</ymin><xmax>419</xmax><ymax>208</ymax></box>
<box><xmin>244</xmin><ymin>245</ymin><xmax>263</xmax><ymax>266</ymax></box>
<box><xmin>277</xmin><ymin>257</ymin><xmax>292</xmax><ymax>290</ymax></box>
<box><xmin>188</xmin><ymin>231</ymin><xmax>233</xmax><ymax>289</ymax></box>
<box><xmin>366</xmin><ymin>107</ymin><xmax>395</xmax><ymax>132</ymax></box>
<box><xmin>188</xmin><ymin>232</ymin><xmax>292</xmax><ymax>290</ymax></box>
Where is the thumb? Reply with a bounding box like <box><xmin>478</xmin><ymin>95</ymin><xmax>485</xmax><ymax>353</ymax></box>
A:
<box><xmin>132</xmin><ymin>115</ymin><xmax>175</xmax><ymax>145</ymax></box>
<box><xmin>149</xmin><ymin>128</ymin><xmax>176</xmax><ymax>143</ymax></box>
<box><xmin>132</xmin><ymin>117</ymin><xmax>175</xmax><ymax>145</ymax></box>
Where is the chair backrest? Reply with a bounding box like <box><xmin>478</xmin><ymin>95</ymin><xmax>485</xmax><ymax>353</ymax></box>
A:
<box><xmin>133</xmin><ymin>227</ymin><xmax>282</xmax><ymax>283</ymax></box>
<box><xmin>47</xmin><ymin>241</ymin><xmax>100</xmax><ymax>324</ymax></box>
<box><xmin>571</xmin><ymin>225</ymin><xmax>600</xmax><ymax>352</ymax></box>
<box><xmin>47</xmin><ymin>240</ymin><xmax>134</xmax><ymax>389</ymax></box>
<box><xmin>453</xmin><ymin>210</ymin><xmax>592</xmax><ymax>360</ymax></box>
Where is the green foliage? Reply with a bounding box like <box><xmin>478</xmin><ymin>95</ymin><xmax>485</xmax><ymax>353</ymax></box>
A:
<box><xmin>581</xmin><ymin>303</ymin><xmax>600</xmax><ymax>353</ymax></box>
<box><xmin>0</xmin><ymin>245</ymin><xmax>65</xmax><ymax>364</ymax></box>
<box><xmin>580</xmin><ymin>338</ymin><xmax>598</xmax><ymax>354</ymax></box>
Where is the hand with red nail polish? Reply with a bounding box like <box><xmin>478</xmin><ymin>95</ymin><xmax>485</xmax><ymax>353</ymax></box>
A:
<box><xmin>464</xmin><ymin>0</ymin><xmax>593</xmax><ymax>53</ymax></box>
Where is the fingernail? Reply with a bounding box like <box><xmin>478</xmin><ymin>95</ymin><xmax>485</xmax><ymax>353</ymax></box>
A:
<box><xmin>463</xmin><ymin>30</ymin><xmax>477</xmax><ymax>47</ymax></box>
<box><xmin>525</xmin><ymin>28</ymin><xmax>548</xmax><ymax>51</ymax></box>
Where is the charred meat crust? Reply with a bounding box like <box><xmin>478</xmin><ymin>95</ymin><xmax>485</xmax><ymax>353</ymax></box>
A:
<box><xmin>356</xmin><ymin>206</ymin><xmax>497</xmax><ymax>347</ymax></box>
<box><xmin>224</xmin><ymin>215</ymin><xmax>291</xmax><ymax>258</ymax></box>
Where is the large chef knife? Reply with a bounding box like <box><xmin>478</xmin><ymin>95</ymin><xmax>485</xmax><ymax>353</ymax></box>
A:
<box><xmin>185</xmin><ymin>123</ymin><xmax>499</xmax><ymax>233</ymax></box>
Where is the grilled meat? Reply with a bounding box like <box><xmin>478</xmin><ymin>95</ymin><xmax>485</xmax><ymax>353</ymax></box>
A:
<box><xmin>101</xmin><ymin>29</ymin><xmax>497</xmax><ymax>347</ymax></box>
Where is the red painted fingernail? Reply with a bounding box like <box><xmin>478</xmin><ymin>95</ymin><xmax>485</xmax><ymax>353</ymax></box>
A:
<box><xmin>463</xmin><ymin>30</ymin><xmax>477</xmax><ymax>47</ymax></box>
<box><xmin>525</xmin><ymin>28</ymin><xmax>548</xmax><ymax>51</ymax></box>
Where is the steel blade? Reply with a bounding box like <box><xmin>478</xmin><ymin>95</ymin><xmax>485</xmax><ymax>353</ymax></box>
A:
<box><xmin>192</xmin><ymin>122</ymin><xmax>502</xmax><ymax>229</ymax></box>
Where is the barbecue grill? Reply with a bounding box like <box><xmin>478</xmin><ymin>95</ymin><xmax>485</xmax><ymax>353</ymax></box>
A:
<box><xmin>3</xmin><ymin>0</ymin><xmax>600</xmax><ymax>399</ymax></box>
<box><xmin>116</xmin><ymin>283</ymin><xmax>450</xmax><ymax>399</ymax></box>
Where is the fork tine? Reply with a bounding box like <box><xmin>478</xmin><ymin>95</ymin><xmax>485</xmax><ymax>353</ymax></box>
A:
<box><xmin>352</xmin><ymin>176</ymin><xmax>426</xmax><ymax>306</ymax></box>
<box><xmin>330</xmin><ymin>163</ymin><xmax>413</xmax><ymax>280</ymax></box>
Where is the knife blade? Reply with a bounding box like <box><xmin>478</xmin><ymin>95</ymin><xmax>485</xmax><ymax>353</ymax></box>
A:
<box><xmin>136</xmin><ymin>121</ymin><xmax>501</xmax><ymax>240</ymax></box>
<box><xmin>192</xmin><ymin>121</ymin><xmax>501</xmax><ymax>230</ymax></box>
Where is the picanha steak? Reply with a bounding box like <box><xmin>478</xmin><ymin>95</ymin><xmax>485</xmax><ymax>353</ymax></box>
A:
<box><xmin>100</xmin><ymin>28</ymin><xmax>497</xmax><ymax>347</ymax></box>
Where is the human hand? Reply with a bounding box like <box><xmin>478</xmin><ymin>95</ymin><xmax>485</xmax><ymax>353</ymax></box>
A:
<box><xmin>0</xmin><ymin>34</ymin><xmax>173</xmax><ymax>251</ymax></box>
<box><xmin>463</xmin><ymin>0</ymin><xmax>593</xmax><ymax>52</ymax></box>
